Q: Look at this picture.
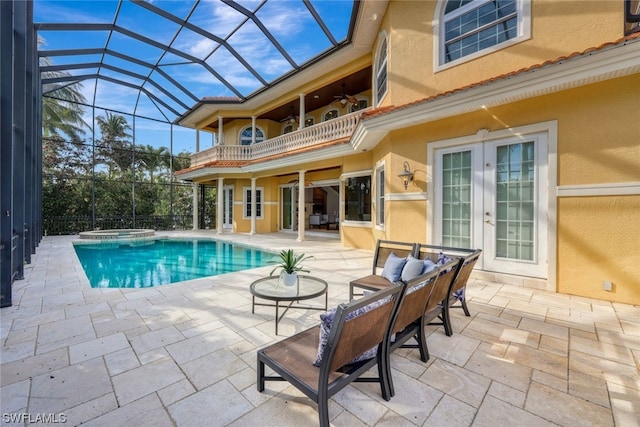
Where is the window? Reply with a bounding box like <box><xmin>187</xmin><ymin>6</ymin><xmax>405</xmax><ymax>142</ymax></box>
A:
<box><xmin>438</xmin><ymin>0</ymin><xmax>530</xmax><ymax>68</ymax></box>
<box><xmin>374</xmin><ymin>32</ymin><xmax>388</xmax><ymax>105</ymax></box>
<box><xmin>305</xmin><ymin>117</ymin><xmax>315</xmax><ymax>127</ymax></box>
<box><xmin>323</xmin><ymin>109</ymin><xmax>339</xmax><ymax>121</ymax></box>
<box><xmin>243</xmin><ymin>187</ymin><xmax>263</xmax><ymax>219</ymax></box>
<box><xmin>239</xmin><ymin>126</ymin><xmax>265</xmax><ymax>146</ymax></box>
<box><xmin>344</xmin><ymin>175</ymin><xmax>372</xmax><ymax>222</ymax></box>
<box><xmin>282</xmin><ymin>124</ymin><xmax>294</xmax><ymax>134</ymax></box>
<box><xmin>375</xmin><ymin>165</ymin><xmax>385</xmax><ymax>227</ymax></box>
<box><xmin>626</xmin><ymin>0</ymin><xmax>640</xmax><ymax>35</ymax></box>
<box><xmin>350</xmin><ymin>98</ymin><xmax>368</xmax><ymax>113</ymax></box>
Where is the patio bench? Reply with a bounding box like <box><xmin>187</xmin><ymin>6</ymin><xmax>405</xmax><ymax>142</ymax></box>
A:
<box><xmin>385</xmin><ymin>258</ymin><xmax>458</xmax><ymax>396</ymax></box>
<box><xmin>257</xmin><ymin>283</ymin><xmax>407</xmax><ymax>427</ymax></box>
<box><xmin>348</xmin><ymin>239</ymin><xmax>417</xmax><ymax>300</ymax></box>
<box><xmin>414</xmin><ymin>245</ymin><xmax>482</xmax><ymax>336</ymax></box>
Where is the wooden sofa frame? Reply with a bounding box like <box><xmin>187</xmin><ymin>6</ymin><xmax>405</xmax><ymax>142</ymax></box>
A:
<box><xmin>257</xmin><ymin>283</ymin><xmax>407</xmax><ymax>427</ymax></box>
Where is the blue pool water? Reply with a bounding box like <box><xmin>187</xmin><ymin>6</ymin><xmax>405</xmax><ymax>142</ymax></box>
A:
<box><xmin>74</xmin><ymin>238</ymin><xmax>273</xmax><ymax>288</ymax></box>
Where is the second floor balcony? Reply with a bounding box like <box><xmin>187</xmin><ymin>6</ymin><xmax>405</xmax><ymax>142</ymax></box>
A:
<box><xmin>189</xmin><ymin>109</ymin><xmax>368</xmax><ymax>170</ymax></box>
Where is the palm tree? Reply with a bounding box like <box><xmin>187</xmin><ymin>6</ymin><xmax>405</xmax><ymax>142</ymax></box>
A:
<box><xmin>40</xmin><ymin>37</ymin><xmax>88</xmax><ymax>140</ymax></box>
<box><xmin>138</xmin><ymin>145</ymin><xmax>170</xmax><ymax>183</ymax></box>
<box><xmin>96</xmin><ymin>112</ymin><xmax>132</xmax><ymax>176</ymax></box>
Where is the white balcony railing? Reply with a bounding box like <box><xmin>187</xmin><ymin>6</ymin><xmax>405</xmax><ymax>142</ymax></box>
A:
<box><xmin>190</xmin><ymin>109</ymin><xmax>366</xmax><ymax>167</ymax></box>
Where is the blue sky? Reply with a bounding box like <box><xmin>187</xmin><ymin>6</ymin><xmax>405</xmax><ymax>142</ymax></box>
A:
<box><xmin>35</xmin><ymin>0</ymin><xmax>355</xmax><ymax>153</ymax></box>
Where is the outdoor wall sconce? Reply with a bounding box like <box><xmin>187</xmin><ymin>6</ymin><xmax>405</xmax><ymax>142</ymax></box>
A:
<box><xmin>398</xmin><ymin>161</ymin><xmax>414</xmax><ymax>190</ymax></box>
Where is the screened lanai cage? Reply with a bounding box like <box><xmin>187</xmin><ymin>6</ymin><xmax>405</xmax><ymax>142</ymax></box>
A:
<box><xmin>2</xmin><ymin>0</ymin><xmax>358</xmax><ymax>306</ymax></box>
<box><xmin>41</xmin><ymin>115</ymin><xmax>217</xmax><ymax>235</ymax></box>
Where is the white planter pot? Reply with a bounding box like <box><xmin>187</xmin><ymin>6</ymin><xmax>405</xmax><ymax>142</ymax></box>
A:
<box><xmin>281</xmin><ymin>272</ymin><xmax>298</xmax><ymax>287</ymax></box>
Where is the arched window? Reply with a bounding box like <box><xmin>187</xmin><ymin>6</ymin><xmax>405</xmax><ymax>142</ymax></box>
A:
<box><xmin>437</xmin><ymin>0</ymin><xmax>530</xmax><ymax>68</ymax></box>
<box><xmin>304</xmin><ymin>117</ymin><xmax>315</xmax><ymax>127</ymax></box>
<box><xmin>323</xmin><ymin>109</ymin><xmax>339</xmax><ymax>121</ymax></box>
<box><xmin>282</xmin><ymin>124</ymin><xmax>294</xmax><ymax>134</ymax></box>
<box><xmin>350</xmin><ymin>98</ymin><xmax>368</xmax><ymax>113</ymax></box>
<box><xmin>374</xmin><ymin>31</ymin><xmax>388</xmax><ymax>105</ymax></box>
<box><xmin>239</xmin><ymin>125</ymin><xmax>265</xmax><ymax>146</ymax></box>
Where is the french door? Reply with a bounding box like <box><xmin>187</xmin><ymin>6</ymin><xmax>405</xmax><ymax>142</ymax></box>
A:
<box><xmin>434</xmin><ymin>135</ymin><xmax>548</xmax><ymax>278</ymax></box>
<box><xmin>280</xmin><ymin>185</ymin><xmax>297</xmax><ymax>231</ymax></box>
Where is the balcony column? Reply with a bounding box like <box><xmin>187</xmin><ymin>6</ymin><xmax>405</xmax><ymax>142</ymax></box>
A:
<box><xmin>298</xmin><ymin>93</ymin><xmax>305</xmax><ymax>130</ymax></box>
<box><xmin>217</xmin><ymin>177</ymin><xmax>224</xmax><ymax>234</ymax></box>
<box><xmin>217</xmin><ymin>116</ymin><xmax>224</xmax><ymax>145</ymax></box>
<box><xmin>251</xmin><ymin>116</ymin><xmax>257</xmax><ymax>144</ymax></box>
<box><xmin>250</xmin><ymin>177</ymin><xmax>257</xmax><ymax>235</ymax></box>
<box><xmin>196</xmin><ymin>129</ymin><xmax>200</xmax><ymax>151</ymax></box>
<box><xmin>296</xmin><ymin>169</ymin><xmax>306</xmax><ymax>242</ymax></box>
<box><xmin>192</xmin><ymin>183</ymin><xmax>199</xmax><ymax>230</ymax></box>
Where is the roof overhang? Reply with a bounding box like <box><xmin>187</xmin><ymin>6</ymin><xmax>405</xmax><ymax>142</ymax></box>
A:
<box><xmin>177</xmin><ymin>0</ymin><xmax>389</xmax><ymax>128</ymax></box>
<box><xmin>351</xmin><ymin>35</ymin><xmax>640</xmax><ymax>152</ymax></box>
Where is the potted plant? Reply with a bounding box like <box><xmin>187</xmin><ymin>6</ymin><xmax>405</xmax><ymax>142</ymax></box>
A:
<box><xmin>270</xmin><ymin>249</ymin><xmax>314</xmax><ymax>286</ymax></box>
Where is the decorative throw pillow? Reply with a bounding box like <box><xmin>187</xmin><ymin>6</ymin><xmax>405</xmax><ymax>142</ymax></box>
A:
<box><xmin>437</xmin><ymin>251</ymin><xmax>455</xmax><ymax>274</ymax></box>
<box><xmin>380</xmin><ymin>252</ymin><xmax>407</xmax><ymax>282</ymax></box>
<box><xmin>401</xmin><ymin>255</ymin><xmax>424</xmax><ymax>282</ymax></box>
<box><xmin>421</xmin><ymin>259</ymin><xmax>437</xmax><ymax>275</ymax></box>
<box><xmin>313</xmin><ymin>297</ymin><xmax>389</xmax><ymax>366</ymax></box>
<box><xmin>437</xmin><ymin>251</ymin><xmax>453</xmax><ymax>265</ymax></box>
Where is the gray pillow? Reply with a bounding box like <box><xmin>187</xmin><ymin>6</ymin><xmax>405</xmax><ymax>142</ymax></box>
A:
<box><xmin>401</xmin><ymin>255</ymin><xmax>424</xmax><ymax>282</ymax></box>
<box><xmin>381</xmin><ymin>252</ymin><xmax>407</xmax><ymax>282</ymax></box>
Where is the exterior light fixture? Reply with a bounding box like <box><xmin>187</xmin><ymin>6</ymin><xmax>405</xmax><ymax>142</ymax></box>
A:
<box><xmin>398</xmin><ymin>161</ymin><xmax>413</xmax><ymax>190</ymax></box>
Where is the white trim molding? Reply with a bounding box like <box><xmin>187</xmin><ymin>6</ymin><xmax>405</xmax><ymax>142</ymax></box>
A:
<box><xmin>557</xmin><ymin>182</ymin><xmax>640</xmax><ymax>197</ymax></box>
<box><xmin>386</xmin><ymin>192</ymin><xmax>426</xmax><ymax>201</ymax></box>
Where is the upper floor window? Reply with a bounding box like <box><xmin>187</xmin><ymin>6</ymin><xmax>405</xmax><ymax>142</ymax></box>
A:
<box><xmin>239</xmin><ymin>126</ymin><xmax>265</xmax><ymax>146</ymax></box>
<box><xmin>437</xmin><ymin>0</ymin><xmax>530</xmax><ymax>69</ymax></box>
<box><xmin>374</xmin><ymin>32</ymin><xmax>388</xmax><ymax>105</ymax></box>
<box><xmin>305</xmin><ymin>117</ymin><xmax>315</xmax><ymax>127</ymax></box>
<box><xmin>323</xmin><ymin>109</ymin><xmax>339</xmax><ymax>121</ymax></box>
<box><xmin>350</xmin><ymin>98</ymin><xmax>369</xmax><ymax>113</ymax></box>
<box><xmin>626</xmin><ymin>0</ymin><xmax>640</xmax><ymax>35</ymax></box>
<box><xmin>282</xmin><ymin>124</ymin><xmax>295</xmax><ymax>134</ymax></box>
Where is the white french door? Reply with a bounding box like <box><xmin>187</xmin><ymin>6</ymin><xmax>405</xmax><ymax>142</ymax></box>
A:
<box><xmin>434</xmin><ymin>134</ymin><xmax>548</xmax><ymax>278</ymax></box>
<box><xmin>222</xmin><ymin>186</ymin><xmax>233</xmax><ymax>229</ymax></box>
<box><xmin>280</xmin><ymin>185</ymin><xmax>298</xmax><ymax>231</ymax></box>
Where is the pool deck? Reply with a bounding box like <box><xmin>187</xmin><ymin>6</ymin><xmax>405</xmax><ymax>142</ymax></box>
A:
<box><xmin>1</xmin><ymin>231</ymin><xmax>639</xmax><ymax>426</ymax></box>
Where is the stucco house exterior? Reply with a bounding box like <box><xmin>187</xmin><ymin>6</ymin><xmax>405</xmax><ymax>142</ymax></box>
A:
<box><xmin>176</xmin><ymin>0</ymin><xmax>640</xmax><ymax>305</ymax></box>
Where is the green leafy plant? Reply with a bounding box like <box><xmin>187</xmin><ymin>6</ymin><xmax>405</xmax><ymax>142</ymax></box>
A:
<box><xmin>269</xmin><ymin>249</ymin><xmax>314</xmax><ymax>276</ymax></box>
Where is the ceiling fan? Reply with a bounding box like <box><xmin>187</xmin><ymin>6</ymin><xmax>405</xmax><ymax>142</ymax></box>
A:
<box><xmin>280</xmin><ymin>106</ymin><xmax>299</xmax><ymax>124</ymax></box>
<box><xmin>333</xmin><ymin>83</ymin><xmax>358</xmax><ymax>108</ymax></box>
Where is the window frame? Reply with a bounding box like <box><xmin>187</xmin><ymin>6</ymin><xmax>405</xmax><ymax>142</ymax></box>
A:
<box><xmin>323</xmin><ymin>108</ymin><xmax>339</xmax><ymax>122</ymax></box>
<box><xmin>350</xmin><ymin>97</ymin><xmax>369</xmax><ymax>113</ymax></box>
<box><xmin>374</xmin><ymin>31</ymin><xmax>388</xmax><ymax>106</ymax></box>
<box><xmin>243</xmin><ymin>186</ymin><xmax>264</xmax><ymax>219</ymax></box>
<box><xmin>282</xmin><ymin>123</ymin><xmax>295</xmax><ymax>134</ymax></box>
<box><xmin>304</xmin><ymin>116</ymin><xmax>315</xmax><ymax>127</ymax></box>
<box><xmin>342</xmin><ymin>170</ymin><xmax>373</xmax><ymax>225</ymax></box>
<box><xmin>239</xmin><ymin>125</ymin><xmax>266</xmax><ymax>146</ymax></box>
<box><xmin>434</xmin><ymin>0</ymin><xmax>531</xmax><ymax>72</ymax></box>
<box><xmin>375</xmin><ymin>162</ymin><xmax>385</xmax><ymax>229</ymax></box>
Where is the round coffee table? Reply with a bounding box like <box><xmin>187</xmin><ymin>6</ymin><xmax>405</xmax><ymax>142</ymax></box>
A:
<box><xmin>250</xmin><ymin>275</ymin><xmax>328</xmax><ymax>335</ymax></box>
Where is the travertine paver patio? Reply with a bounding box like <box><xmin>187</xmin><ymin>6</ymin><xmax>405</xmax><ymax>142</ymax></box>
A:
<box><xmin>1</xmin><ymin>231</ymin><xmax>639</xmax><ymax>426</ymax></box>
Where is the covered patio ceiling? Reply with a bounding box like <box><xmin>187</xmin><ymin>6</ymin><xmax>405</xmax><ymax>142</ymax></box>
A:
<box><xmin>35</xmin><ymin>0</ymin><xmax>361</xmax><ymax>124</ymax></box>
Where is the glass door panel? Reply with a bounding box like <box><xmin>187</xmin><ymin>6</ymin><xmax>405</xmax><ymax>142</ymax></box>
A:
<box><xmin>281</xmin><ymin>186</ymin><xmax>293</xmax><ymax>230</ymax></box>
<box><xmin>441</xmin><ymin>150</ymin><xmax>472</xmax><ymax>248</ymax></box>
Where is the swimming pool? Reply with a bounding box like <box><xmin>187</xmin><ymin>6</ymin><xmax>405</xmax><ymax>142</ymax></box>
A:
<box><xmin>73</xmin><ymin>238</ymin><xmax>273</xmax><ymax>288</ymax></box>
